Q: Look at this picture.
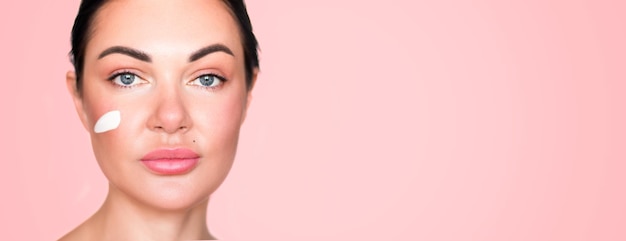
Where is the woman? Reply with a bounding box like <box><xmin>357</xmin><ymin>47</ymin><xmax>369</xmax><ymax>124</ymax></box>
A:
<box><xmin>60</xmin><ymin>0</ymin><xmax>259</xmax><ymax>240</ymax></box>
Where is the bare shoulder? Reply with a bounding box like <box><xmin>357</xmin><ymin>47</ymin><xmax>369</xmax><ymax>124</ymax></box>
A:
<box><xmin>57</xmin><ymin>221</ymin><xmax>94</xmax><ymax>241</ymax></box>
<box><xmin>58</xmin><ymin>230</ymin><xmax>80</xmax><ymax>241</ymax></box>
<box><xmin>58</xmin><ymin>228</ymin><xmax>85</xmax><ymax>241</ymax></box>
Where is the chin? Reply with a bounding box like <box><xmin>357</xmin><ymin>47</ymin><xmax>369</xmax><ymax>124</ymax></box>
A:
<box><xmin>103</xmin><ymin>163</ymin><xmax>230</xmax><ymax>212</ymax></box>
<box><xmin>123</xmin><ymin>178</ymin><xmax>219</xmax><ymax>211</ymax></box>
<box><xmin>99</xmin><ymin>146</ymin><xmax>237</xmax><ymax>211</ymax></box>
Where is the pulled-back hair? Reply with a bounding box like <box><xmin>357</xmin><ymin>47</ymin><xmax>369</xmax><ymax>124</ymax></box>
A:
<box><xmin>69</xmin><ymin>0</ymin><xmax>259</xmax><ymax>92</ymax></box>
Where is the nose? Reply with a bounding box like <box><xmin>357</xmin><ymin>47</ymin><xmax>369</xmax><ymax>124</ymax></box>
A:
<box><xmin>147</xmin><ymin>86</ymin><xmax>192</xmax><ymax>134</ymax></box>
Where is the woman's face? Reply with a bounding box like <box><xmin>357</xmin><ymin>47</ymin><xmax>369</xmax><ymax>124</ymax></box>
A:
<box><xmin>67</xmin><ymin>0</ymin><xmax>254</xmax><ymax>210</ymax></box>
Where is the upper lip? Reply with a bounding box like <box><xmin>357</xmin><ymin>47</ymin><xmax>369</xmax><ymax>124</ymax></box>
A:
<box><xmin>141</xmin><ymin>148</ymin><xmax>200</xmax><ymax>161</ymax></box>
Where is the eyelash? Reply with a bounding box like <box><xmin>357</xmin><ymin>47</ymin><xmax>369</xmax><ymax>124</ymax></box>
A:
<box><xmin>107</xmin><ymin>70</ymin><xmax>144</xmax><ymax>89</ymax></box>
<box><xmin>106</xmin><ymin>71</ymin><xmax>228</xmax><ymax>90</ymax></box>
<box><xmin>190</xmin><ymin>73</ymin><xmax>228</xmax><ymax>91</ymax></box>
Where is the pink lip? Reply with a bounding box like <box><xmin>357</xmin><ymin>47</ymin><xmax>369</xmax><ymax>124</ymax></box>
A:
<box><xmin>140</xmin><ymin>148</ymin><xmax>200</xmax><ymax>175</ymax></box>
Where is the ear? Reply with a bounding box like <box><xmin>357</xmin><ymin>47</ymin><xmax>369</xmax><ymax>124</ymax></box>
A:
<box><xmin>241</xmin><ymin>68</ymin><xmax>259</xmax><ymax>125</ymax></box>
<box><xmin>66</xmin><ymin>71</ymin><xmax>89</xmax><ymax>131</ymax></box>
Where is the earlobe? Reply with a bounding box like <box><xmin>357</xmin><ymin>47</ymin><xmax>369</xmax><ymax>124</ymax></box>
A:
<box><xmin>66</xmin><ymin>71</ymin><xmax>89</xmax><ymax>131</ymax></box>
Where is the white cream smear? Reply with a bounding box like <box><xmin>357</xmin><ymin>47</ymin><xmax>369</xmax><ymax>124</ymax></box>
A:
<box><xmin>94</xmin><ymin>110</ymin><xmax>121</xmax><ymax>133</ymax></box>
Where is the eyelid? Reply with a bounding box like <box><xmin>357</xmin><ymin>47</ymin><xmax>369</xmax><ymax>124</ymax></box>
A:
<box><xmin>190</xmin><ymin>70</ymin><xmax>228</xmax><ymax>82</ymax></box>
<box><xmin>187</xmin><ymin>71</ymin><xmax>228</xmax><ymax>91</ymax></box>
<box><xmin>106</xmin><ymin>69</ymin><xmax>149</xmax><ymax>88</ymax></box>
<box><xmin>107</xmin><ymin>69</ymin><xmax>144</xmax><ymax>81</ymax></box>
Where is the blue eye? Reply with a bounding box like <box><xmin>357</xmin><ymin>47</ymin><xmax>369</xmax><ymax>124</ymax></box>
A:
<box><xmin>109</xmin><ymin>72</ymin><xmax>143</xmax><ymax>87</ymax></box>
<box><xmin>191</xmin><ymin>74</ymin><xmax>225</xmax><ymax>88</ymax></box>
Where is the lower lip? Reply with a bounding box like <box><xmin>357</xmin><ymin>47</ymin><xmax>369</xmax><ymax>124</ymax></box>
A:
<box><xmin>141</xmin><ymin>158</ymin><xmax>199</xmax><ymax>175</ymax></box>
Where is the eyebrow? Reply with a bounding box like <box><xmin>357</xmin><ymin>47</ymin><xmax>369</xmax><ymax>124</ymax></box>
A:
<box><xmin>189</xmin><ymin>44</ymin><xmax>234</xmax><ymax>62</ymax></box>
<box><xmin>97</xmin><ymin>44</ymin><xmax>234</xmax><ymax>63</ymax></box>
<box><xmin>98</xmin><ymin>46</ymin><xmax>151</xmax><ymax>62</ymax></box>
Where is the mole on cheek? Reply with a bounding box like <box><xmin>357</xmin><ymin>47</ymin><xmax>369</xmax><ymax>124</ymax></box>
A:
<box><xmin>94</xmin><ymin>110</ymin><xmax>121</xmax><ymax>133</ymax></box>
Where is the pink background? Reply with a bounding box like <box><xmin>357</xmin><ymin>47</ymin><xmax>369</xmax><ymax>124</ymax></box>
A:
<box><xmin>1</xmin><ymin>0</ymin><xmax>625</xmax><ymax>240</ymax></box>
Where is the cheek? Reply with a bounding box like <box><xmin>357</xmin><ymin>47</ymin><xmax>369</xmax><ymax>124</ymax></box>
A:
<box><xmin>83</xmin><ymin>97</ymin><xmax>143</xmax><ymax>167</ymax></box>
<box><xmin>94</xmin><ymin>110</ymin><xmax>121</xmax><ymax>133</ymax></box>
<box><xmin>90</xmin><ymin>108</ymin><xmax>139</xmax><ymax>152</ymax></box>
<box><xmin>192</xmin><ymin>95</ymin><xmax>247</xmax><ymax>149</ymax></box>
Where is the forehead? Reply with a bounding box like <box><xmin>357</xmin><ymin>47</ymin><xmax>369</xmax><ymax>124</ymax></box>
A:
<box><xmin>86</xmin><ymin>0</ymin><xmax>242</xmax><ymax>59</ymax></box>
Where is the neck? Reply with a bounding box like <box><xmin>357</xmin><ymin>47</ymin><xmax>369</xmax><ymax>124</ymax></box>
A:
<box><xmin>87</xmin><ymin>183</ymin><xmax>214</xmax><ymax>241</ymax></box>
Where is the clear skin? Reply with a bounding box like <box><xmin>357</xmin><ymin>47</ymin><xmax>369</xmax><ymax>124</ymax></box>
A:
<box><xmin>60</xmin><ymin>0</ymin><xmax>257</xmax><ymax>240</ymax></box>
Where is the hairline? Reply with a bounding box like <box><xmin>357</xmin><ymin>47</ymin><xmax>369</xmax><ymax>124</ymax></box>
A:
<box><xmin>73</xmin><ymin>0</ymin><xmax>256</xmax><ymax>94</ymax></box>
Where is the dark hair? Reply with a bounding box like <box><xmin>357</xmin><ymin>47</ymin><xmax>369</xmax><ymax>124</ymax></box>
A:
<box><xmin>70</xmin><ymin>0</ymin><xmax>259</xmax><ymax>92</ymax></box>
